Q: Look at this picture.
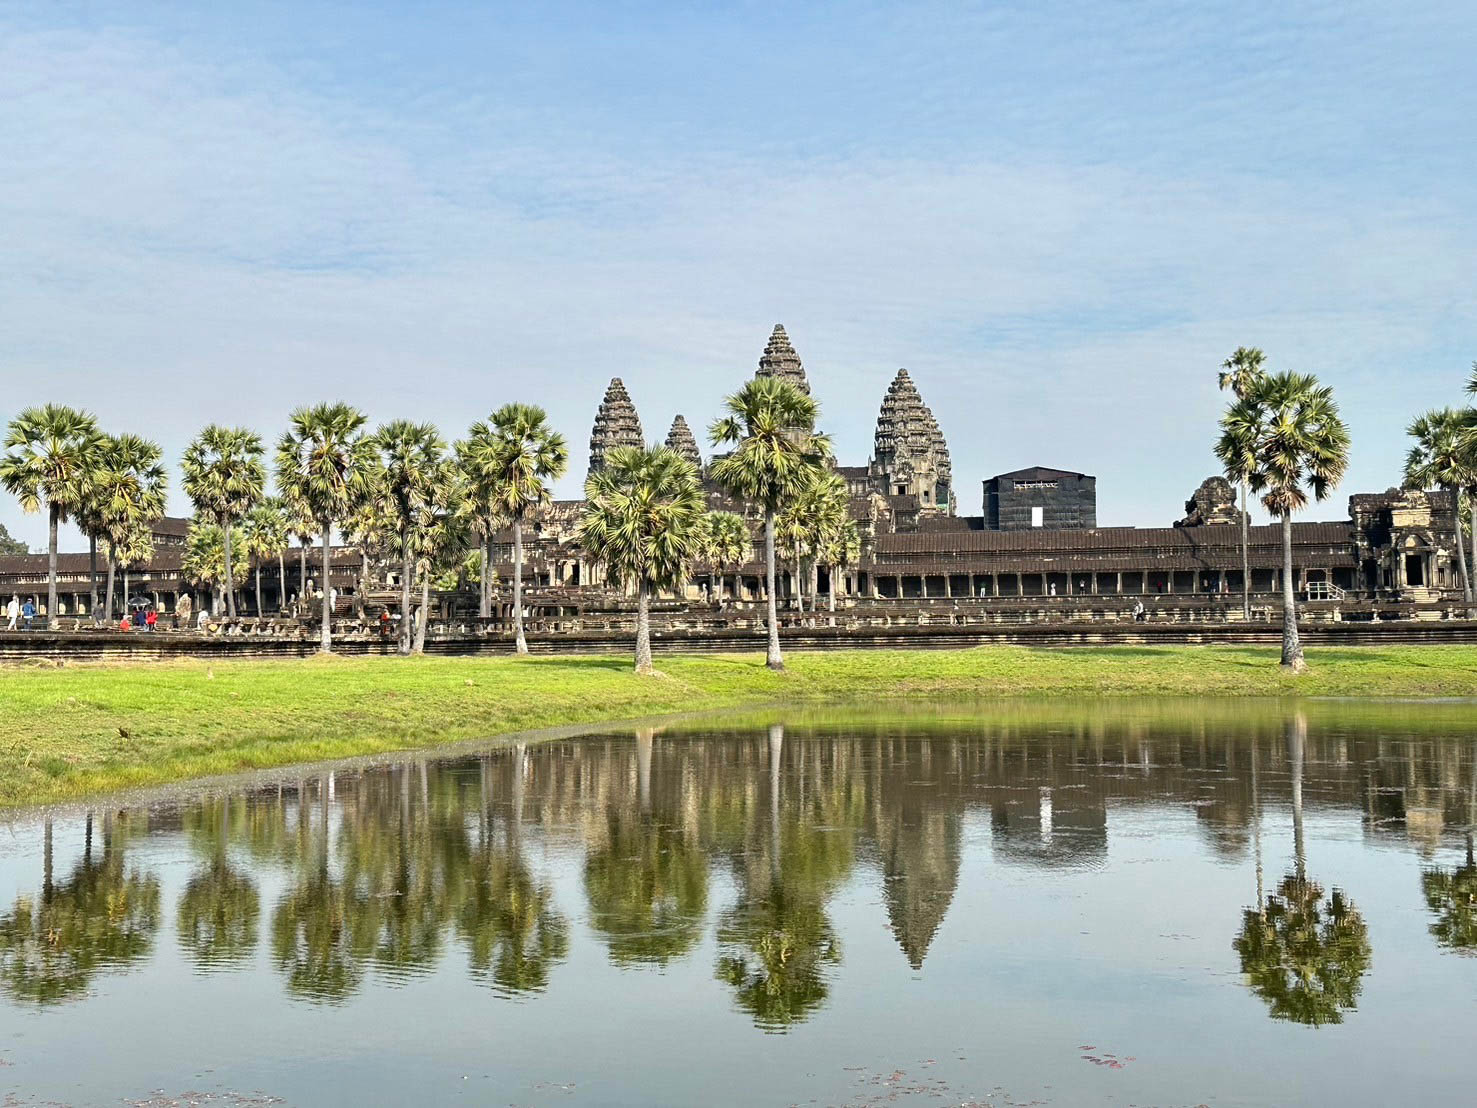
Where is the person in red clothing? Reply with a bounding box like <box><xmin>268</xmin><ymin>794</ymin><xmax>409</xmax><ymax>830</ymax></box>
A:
<box><xmin>145</xmin><ymin>608</ymin><xmax>158</xmax><ymax>632</ymax></box>
<box><xmin>118</xmin><ymin>615</ymin><xmax>131</xmax><ymax>631</ymax></box>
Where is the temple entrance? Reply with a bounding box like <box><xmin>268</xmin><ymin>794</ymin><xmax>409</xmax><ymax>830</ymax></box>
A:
<box><xmin>1405</xmin><ymin>554</ymin><xmax>1425</xmax><ymax>587</ymax></box>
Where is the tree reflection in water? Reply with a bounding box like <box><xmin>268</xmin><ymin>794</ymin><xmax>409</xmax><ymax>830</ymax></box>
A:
<box><xmin>1234</xmin><ymin>712</ymin><xmax>1371</xmax><ymax>1027</ymax></box>
<box><xmin>0</xmin><ymin>814</ymin><xmax>161</xmax><ymax>1006</ymax></box>
<box><xmin>178</xmin><ymin>797</ymin><xmax>260</xmax><ymax>970</ymax></box>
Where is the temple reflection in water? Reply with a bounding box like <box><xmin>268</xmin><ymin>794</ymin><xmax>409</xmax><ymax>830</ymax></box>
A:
<box><xmin>3</xmin><ymin>700</ymin><xmax>1476</xmax><ymax>1031</ymax></box>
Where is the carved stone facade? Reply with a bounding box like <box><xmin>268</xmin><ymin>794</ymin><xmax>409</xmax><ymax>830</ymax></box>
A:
<box><xmin>754</xmin><ymin>324</ymin><xmax>810</xmax><ymax>395</ymax></box>
<box><xmin>868</xmin><ymin>369</ymin><xmax>953</xmax><ymax>515</ymax></box>
<box><xmin>664</xmin><ymin>415</ymin><xmax>701</xmax><ymax>470</ymax></box>
<box><xmin>1349</xmin><ymin>488</ymin><xmax>1461</xmax><ymax>596</ymax></box>
<box><xmin>587</xmin><ymin>377</ymin><xmax>644</xmax><ymax>477</ymax></box>
<box><xmin>983</xmin><ymin>467</ymin><xmax>1096</xmax><ymax>531</ymax></box>
<box><xmin>1177</xmin><ymin>476</ymin><xmax>1245</xmax><ymax>527</ymax></box>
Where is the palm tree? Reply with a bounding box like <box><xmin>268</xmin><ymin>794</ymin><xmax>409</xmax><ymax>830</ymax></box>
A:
<box><xmin>343</xmin><ymin>494</ymin><xmax>394</xmax><ymax>622</ymax></box>
<box><xmin>106</xmin><ymin>522</ymin><xmax>154</xmax><ymax>622</ymax></box>
<box><xmin>407</xmin><ymin>460</ymin><xmax>465</xmax><ymax>655</ymax></box>
<box><xmin>181</xmin><ymin>520</ymin><xmax>227</xmax><ymax>615</ymax></box>
<box><xmin>709</xmin><ymin>377</ymin><xmax>832</xmax><ymax>670</ymax></box>
<box><xmin>242</xmin><ymin>499</ymin><xmax>292</xmax><ymax>616</ymax></box>
<box><xmin>1405</xmin><ymin>408</ymin><xmax>1475</xmax><ymax>604</ymax></box>
<box><xmin>704</xmin><ymin>510</ymin><xmax>751</xmax><ymax>603</ymax></box>
<box><xmin>91</xmin><ymin>434</ymin><xmax>168</xmax><ymax>619</ymax></box>
<box><xmin>182</xmin><ymin>426</ymin><xmax>266</xmax><ymax>619</ymax></box>
<box><xmin>1218</xmin><ymin>348</ymin><xmax>1268</xmax><ymax>619</ymax></box>
<box><xmin>819</xmin><ymin>518</ymin><xmax>862</xmax><ymax>614</ymax></box>
<box><xmin>786</xmin><ymin>469</ymin><xmax>848</xmax><ymax>610</ymax></box>
<box><xmin>454</xmin><ymin>430</ymin><xmax>504</xmax><ymax>621</ymax></box>
<box><xmin>275</xmin><ymin>404</ymin><xmax>378</xmax><ymax>653</ymax></box>
<box><xmin>284</xmin><ymin>493</ymin><xmax>317</xmax><ymax>613</ymax></box>
<box><xmin>578</xmin><ymin>445</ymin><xmax>704</xmax><ymax>674</ymax></box>
<box><xmin>0</xmin><ymin>405</ymin><xmax>104</xmax><ymax>628</ymax></box>
<box><xmin>459</xmin><ymin>405</ymin><xmax>568</xmax><ymax>654</ymax></box>
<box><xmin>374</xmin><ymin>421</ymin><xmax>446</xmax><ymax>655</ymax></box>
<box><xmin>1216</xmin><ymin>373</ymin><xmax>1349</xmax><ymax>671</ymax></box>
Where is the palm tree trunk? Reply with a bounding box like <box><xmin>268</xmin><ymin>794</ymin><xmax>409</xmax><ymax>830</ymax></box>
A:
<box><xmin>255</xmin><ymin>562</ymin><xmax>264</xmax><ymax>615</ymax></box>
<box><xmin>1239</xmin><ymin>479</ymin><xmax>1251</xmax><ymax>619</ymax></box>
<box><xmin>46</xmin><ymin>505</ymin><xmax>59</xmax><ymax>629</ymax></box>
<box><xmin>809</xmin><ymin>558</ymin><xmax>818</xmax><ymax>614</ymax></box>
<box><xmin>278</xmin><ymin>552</ymin><xmax>287</xmax><ymax>613</ymax></box>
<box><xmin>764</xmin><ymin>507</ymin><xmax>782</xmax><ymax>670</ymax></box>
<box><xmin>1280</xmin><ymin>511</ymin><xmax>1305</xmax><ymax>671</ymax></box>
<box><xmin>299</xmin><ymin>542</ymin><xmax>309</xmax><ymax>611</ymax></box>
<box><xmin>123</xmin><ymin>567</ymin><xmax>130</xmax><ymax>613</ymax></box>
<box><xmin>88</xmin><ymin>534</ymin><xmax>98</xmax><ymax>626</ymax></box>
<box><xmin>414</xmin><ymin>572</ymin><xmax>430</xmax><ymax>654</ymax></box>
<box><xmin>357</xmin><ymin>549</ymin><xmax>369</xmax><ymax>620</ymax></box>
<box><xmin>513</xmin><ymin>518</ymin><xmax>527</xmax><ymax>654</ymax></box>
<box><xmin>1453</xmin><ymin>486</ymin><xmax>1472</xmax><ymax>605</ymax></box>
<box><xmin>222</xmin><ymin>520</ymin><xmax>237</xmax><ymax>618</ymax></box>
<box><xmin>105</xmin><ymin>553</ymin><xmax>117</xmax><ymax>621</ymax></box>
<box><xmin>400</xmin><ymin>538</ymin><xmax>413</xmax><ymax>656</ymax></box>
<box><xmin>319</xmin><ymin>525</ymin><xmax>332</xmax><ymax>653</ymax></box>
<box><xmin>479</xmin><ymin>534</ymin><xmax>491</xmax><ymax>619</ymax></box>
<box><xmin>828</xmin><ymin>565</ymin><xmax>837</xmax><ymax>614</ymax></box>
<box><xmin>634</xmin><ymin>580</ymin><xmax>653</xmax><ymax>674</ymax></box>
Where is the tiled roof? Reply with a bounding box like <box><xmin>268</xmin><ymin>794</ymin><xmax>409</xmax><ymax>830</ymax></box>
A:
<box><xmin>875</xmin><ymin>521</ymin><xmax>1354</xmax><ymax>555</ymax></box>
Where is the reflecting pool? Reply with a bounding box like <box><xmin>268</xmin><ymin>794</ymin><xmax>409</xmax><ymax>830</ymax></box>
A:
<box><xmin>3</xmin><ymin>699</ymin><xmax>1476</xmax><ymax>1106</ymax></box>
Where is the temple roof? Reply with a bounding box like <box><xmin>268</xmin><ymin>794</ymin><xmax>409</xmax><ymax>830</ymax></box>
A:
<box><xmin>989</xmin><ymin>466</ymin><xmax>1092</xmax><ymax>483</ymax></box>
<box><xmin>874</xmin><ymin>368</ymin><xmax>951</xmax><ymax>484</ymax></box>
<box><xmin>664</xmin><ymin>414</ymin><xmax>702</xmax><ymax>470</ymax></box>
<box><xmin>588</xmin><ymin>377</ymin><xmax>644</xmax><ymax>477</ymax></box>
<box><xmin>754</xmin><ymin>324</ymin><xmax>810</xmax><ymax>395</ymax></box>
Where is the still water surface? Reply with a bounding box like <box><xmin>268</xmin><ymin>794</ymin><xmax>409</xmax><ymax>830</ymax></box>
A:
<box><xmin>2</xmin><ymin>700</ymin><xmax>1476</xmax><ymax>1106</ymax></box>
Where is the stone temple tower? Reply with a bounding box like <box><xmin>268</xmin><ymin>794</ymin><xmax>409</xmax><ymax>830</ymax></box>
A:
<box><xmin>754</xmin><ymin>324</ymin><xmax>810</xmax><ymax>395</ymax></box>
<box><xmin>664</xmin><ymin>415</ymin><xmax>702</xmax><ymax>470</ymax></box>
<box><xmin>869</xmin><ymin>368</ymin><xmax>953</xmax><ymax>514</ymax></box>
<box><xmin>588</xmin><ymin>377</ymin><xmax>644</xmax><ymax>477</ymax></box>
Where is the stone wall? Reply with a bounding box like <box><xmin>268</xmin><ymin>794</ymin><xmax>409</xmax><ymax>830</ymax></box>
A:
<box><xmin>984</xmin><ymin>471</ymin><xmax>1097</xmax><ymax>530</ymax></box>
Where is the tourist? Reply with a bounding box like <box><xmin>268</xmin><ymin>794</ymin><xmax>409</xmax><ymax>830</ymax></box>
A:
<box><xmin>21</xmin><ymin>597</ymin><xmax>35</xmax><ymax>630</ymax></box>
<box><xmin>1133</xmin><ymin>599</ymin><xmax>1146</xmax><ymax>622</ymax></box>
<box><xmin>379</xmin><ymin>608</ymin><xmax>391</xmax><ymax>639</ymax></box>
<box><xmin>145</xmin><ymin>607</ymin><xmax>158</xmax><ymax>632</ymax></box>
<box><xmin>5</xmin><ymin>595</ymin><xmax>17</xmax><ymax>631</ymax></box>
<box><xmin>177</xmin><ymin>594</ymin><xmax>192</xmax><ymax>630</ymax></box>
<box><xmin>118</xmin><ymin>613</ymin><xmax>131</xmax><ymax>631</ymax></box>
<box><xmin>196</xmin><ymin>607</ymin><xmax>209</xmax><ymax>631</ymax></box>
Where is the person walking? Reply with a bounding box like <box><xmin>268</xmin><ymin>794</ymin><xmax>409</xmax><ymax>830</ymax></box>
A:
<box><xmin>145</xmin><ymin>607</ymin><xmax>158</xmax><ymax>632</ymax></box>
<box><xmin>5</xmin><ymin>595</ymin><xmax>17</xmax><ymax>631</ymax></box>
<box><xmin>1133</xmin><ymin>599</ymin><xmax>1147</xmax><ymax>623</ymax></box>
<box><xmin>21</xmin><ymin>597</ymin><xmax>36</xmax><ymax>631</ymax></box>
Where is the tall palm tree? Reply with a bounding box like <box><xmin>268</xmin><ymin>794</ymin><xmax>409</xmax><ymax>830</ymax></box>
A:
<box><xmin>460</xmin><ymin>405</ymin><xmax>568</xmax><ymax>654</ymax></box>
<box><xmin>1218</xmin><ymin>347</ymin><xmax>1268</xmax><ymax>620</ymax></box>
<box><xmin>242</xmin><ymin>499</ymin><xmax>293</xmax><ymax>616</ymax></box>
<box><xmin>91</xmin><ymin>434</ymin><xmax>168</xmax><ymax>619</ymax></box>
<box><xmin>275</xmin><ymin>403</ymin><xmax>378</xmax><ymax>653</ymax></box>
<box><xmin>1216</xmin><ymin>373</ymin><xmax>1349</xmax><ymax>671</ymax></box>
<box><xmin>578</xmin><ymin>446</ymin><xmax>704</xmax><ymax>674</ymax></box>
<box><xmin>408</xmin><ymin>460</ymin><xmax>465</xmax><ymax>655</ymax></box>
<box><xmin>788</xmin><ymin>469</ymin><xmax>848</xmax><ymax>610</ymax></box>
<box><xmin>0</xmin><ymin>405</ymin><xmax>104</xmax><ymax>628</ymax></box>
<box><xmin>1404</xmin><ymin>408</ymin><xmax>1474</xmax><ymax>604</ymax></box>
<box><xmin>709</xmin><ymin>377</ymin><xmax>832</xmax><ymax>670</ymax></box>
<box><xmin>374</xmin><ymin>421</ymin><xmax>446</xmax><ymax>656</ymax></box>
<box><xmin>181</xmin><ymin>521</ymin><xmax>227</xmax><ymax>615</ymax></box>
<box><xmin>182</xmin><ymin>426</ymin><xmax>266</xmax><ymax>619</ymax></box>
<box><xmin>453</xmin><ymin>431</ymin><xmax>504</xmax><ymax>621</ymax></box>
<box><xmin>283</xmin><ymin>493</ymin><xmax>317</xmax><ymax>613</ymax></box>
<box><xmin>704</xmin><ymin>510</ymin><xmax>751</xmax><ymax>603</ymax></box>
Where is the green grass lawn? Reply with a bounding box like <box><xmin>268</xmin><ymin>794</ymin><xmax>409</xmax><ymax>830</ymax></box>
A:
<box><xmin>2</xmin><ymin>644</ymin><xmax>1476</xmax><ymax>807</ymax></box>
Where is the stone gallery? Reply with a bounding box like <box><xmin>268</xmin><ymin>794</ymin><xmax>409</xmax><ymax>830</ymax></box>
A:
<box><xmin>0</xmin><ymin>325</ymin><xmax>1464</xmax><ymax>623</ymax></box>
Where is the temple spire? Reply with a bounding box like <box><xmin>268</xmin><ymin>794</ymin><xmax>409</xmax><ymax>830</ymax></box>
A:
<box><xmin>870</xmin><ymin>368</ymin><xmax>953</xmax><ymax>514</ymax></box>
<box><xmin>588</xmin><ymin>377</ymin><xmax>644</xmax><ymax>477</ymax></box>
<box><xmin>754</xmin><ymin>323</ymin><xmax>810</xmax><ymax>395</ymax></box>
<box><xmin>664</xmin><ymin>415</ymin><xmax>702</xmax><ymax>470</ymax></box>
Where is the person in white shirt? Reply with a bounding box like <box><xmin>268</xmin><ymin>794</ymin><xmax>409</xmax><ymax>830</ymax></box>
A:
<box><xmin>5</xmin><ymin>595</ymin><xmax>17</xmax><ymax>631</ymax></box>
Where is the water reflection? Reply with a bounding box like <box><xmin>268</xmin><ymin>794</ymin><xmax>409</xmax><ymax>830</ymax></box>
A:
<box><xmin>1</xmin><ymin>700</ymin><xmax>1475</xmax><ymax>1037</ymax></box>
<box><xmin>0</xmin><ymin>813</ymin><xmax>160</xmax><ymax>1005</ymax></box>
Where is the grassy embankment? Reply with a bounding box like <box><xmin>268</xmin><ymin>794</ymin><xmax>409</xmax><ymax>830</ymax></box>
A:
<box><xmin>3</xmin><ymin>644</ymin><xmax>1477</xmax><ymax>807</ymax></box>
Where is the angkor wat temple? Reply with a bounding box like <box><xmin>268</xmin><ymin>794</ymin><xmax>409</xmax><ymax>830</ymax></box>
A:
<box><xmin>0</xmin><ymin>324</ymin><xmax>1466</xmax><ymax>626</ymax></box>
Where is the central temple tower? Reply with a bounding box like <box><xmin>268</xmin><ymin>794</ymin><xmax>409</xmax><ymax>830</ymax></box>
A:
<box><xmin>869</xmin><ymin>368</ymin><xmax>953</xmax><ymax>514</ymax></box>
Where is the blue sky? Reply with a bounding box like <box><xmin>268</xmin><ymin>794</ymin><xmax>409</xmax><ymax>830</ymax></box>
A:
<box><xmin>2</xmin><ymin>0</ymin><xmax>1474</xmax><ymax>548</ymax></box>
